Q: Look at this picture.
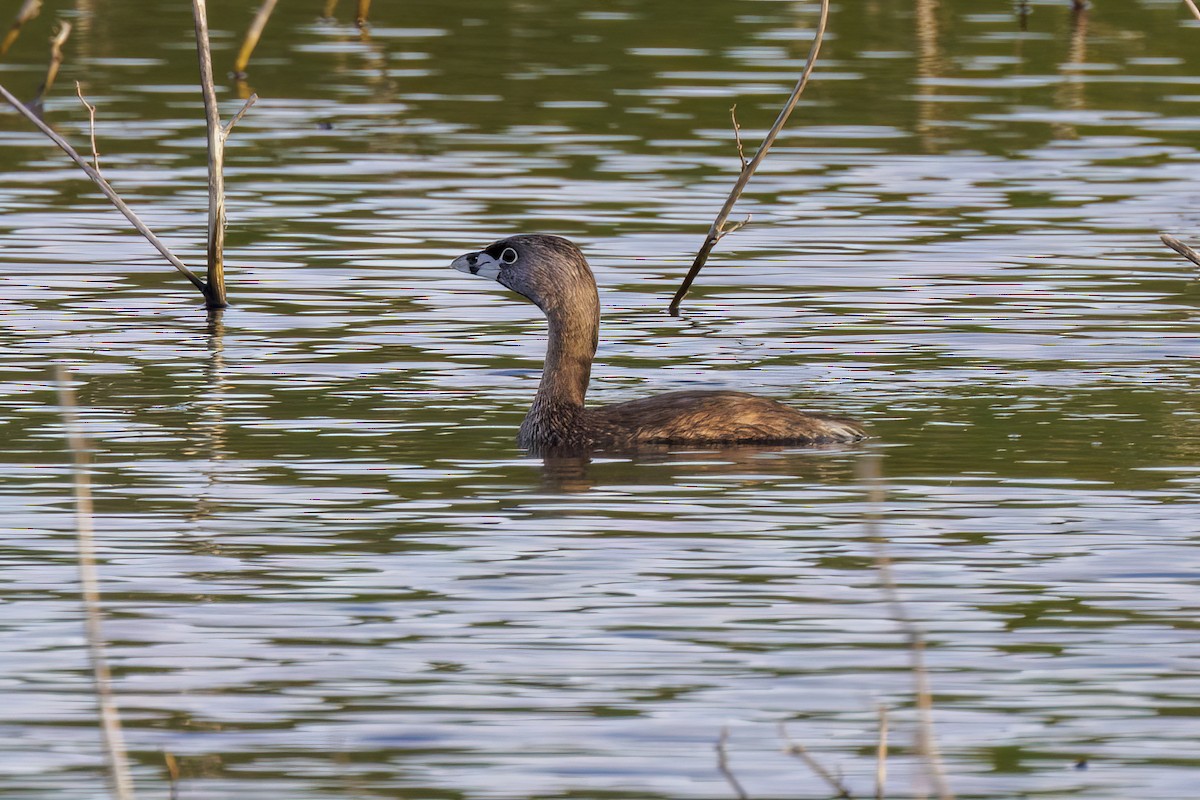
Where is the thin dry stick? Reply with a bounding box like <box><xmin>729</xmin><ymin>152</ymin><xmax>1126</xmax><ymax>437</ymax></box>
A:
<box><xmin>716</xmin><ymin>727</ymin><xmax>749</xmax><ymax>800</ymax></box>
<box><xmin>33</xmin><ymin>19</ymin><xmax>72</xmax><ymax>105</ymax></box>
<box><xmin>779</xmin><ymin>723</ymin><xmax>855</xmax><ymax>799</ymax></box>
<box><xmin>191</xmin><ymin>0</ymin><xmax>229</xmax><ymax>308</ymax></box>
<box><xmin>1186</xmin><ymin>0</ymin><xmax>1200</xmax><ymax>20</ymax></box>
<box><xmin>356</xmin><ymin>0</ymin><xmax>371</xmax><ymax>27</ymax></box>
<box><xmin>322</xmin><ymin>0</ymin><xmax>339</xmax><ymax>19</ymax></box>
<box><xmin>0</xmin><ymin>0</ymin><xmax>42</xmax><ymax>57</ymax></box>
<box><xmin>668</xmin><ymin>0</ymin><xmax>829</xmax><ymax>316</ymax></box>
<box><xmin>232</xmin><ymin>0</ymin><xmax>278</xmax><ymax>78</ymax></box>
<box><xmin>56</xmin><ymin>366</ymin><xmax>137</xmax><ymax>800</ymax></box>
<box><xmin>875</xmin><ymin>705</ymin><xmax>888</xmax><ymax>800</ymax></box>
<box><xmin>74</xmin><ymin>82</ymin><xmax>100</xmax><ymax>173</ymax></box>
<box><xmin>860</xmin><ymin>454</ymin><xmax>953</xmax><ymax>800</ymax></box>
<box><xmin>1161</xmin><ymin>233</ymin><xmax>1200</xmax><ymax>269</ymax></box>
<box><xmin>0</xmin><ymin>82</ymin><xmax>208</xmax><ymax>293</ymax></box>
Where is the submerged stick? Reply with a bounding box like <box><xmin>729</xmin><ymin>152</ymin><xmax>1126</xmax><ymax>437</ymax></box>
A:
<box><xmin>780</xmin><ymin>723</ymin><xmax>855</xmax><ymax>799</ymax></box>
<box><xmin>715</xmin><ymin>727</ymin><xmax>749</xmax><ymax>800</ymax></box>
<box><xmin>1161</xmin><ymin>233</ymin><xmax>1200</xmax><ymax>269</ymax></box>
<box><xmin>56</xmin><ymin>366</ymin><xmax>137</xmax><ymax>800</ymax></box>
<box><xmin>33</xmin><ymin>19</ymin><xmax>71</xmax><ymax>106</ymax></box>
<box><xmin>1185</xmin><ymin>0</ymin><xmax>1200</xmax><ymax>21</ymax></box>
<box><xmin>0</xmin><ymin>0</ymin><xmax>41</xmax><ymax>57</ymax></box>
<box><xmin>0</xmin><ymin>82</ymin><xmax>208</xmax><ymax>293</ymax></box>
<box><xmin>356</xmin><ymin>0</ymin><xmax>371</xmax><ymax>27</ymax></box>
<box><xmin>192</xmin><ymin>0</ymin><xmax>229</xmax><ymax>308</ymax></box>
<box><xmin>860</xmin><ymin>454</ymin><xmax>954</xmax><ymax>800</ymax></box>
<box><xmin>232</xmin><ymin>0</ymin><xmax>278</xmax><ymax>79</ymax></box>
<box><xmin>668</xmin><ymin>0</ymin><xmax>829</xmax><ymax>316</ymax></box>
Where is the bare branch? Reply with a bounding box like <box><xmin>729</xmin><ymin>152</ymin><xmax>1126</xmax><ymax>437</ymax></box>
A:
<box><xmin>875</xmin><ymin>706</ymin><xmax>888</xmax><ymax>800</ymax></box>
<box><xmin>669</xmin><ymin>0</ymin><xmax>829</xmax><ymax>315</ymax></box>
<box><xmin>1161</xmin><ymin>233</ymin><xmax>1200</xmax><ymax>269</ymax></box>
<box><xmin>731</xmin><ymin>104</ymin><xmax>747</xmax><ymax>171</ymax></box>
<box><xmin>0</xmin><ymin>82</ymin><xmax>208</xmax><ymax>293</ymax></box>
<box><xmin>0</xmin><ymin>0</ymin><xmax>41</xmax><ymax>58</ymax></box>
<box><xmin>321</xmin><ymin>0</ymin><xmax>339</xmax><ymax>20</ymax></box>
<box><xmin>356</xmin><ymin>0</ymin><xmax>371</xmax><ymax>27</ymax></box>
<box><xmin>222</xmin><ymin>93</ymin><xmax>258</xmax><ymax>141</ymax></box>
<box><xmin>164</xmin><ymin>751</ymin><xmax>180</xmax><ymax>800</ymax></box>
<box><xmin>860</xmin><ymin>454</ymin><xmax>954</xmax><ymax>800</ymax></box>
<box><xmin>716</xmin><ymin>215</ymin><xmax>751</xmax><ymax>242</ymax></box>
<box><xmin>1186</xmin><ymin>0</ymin><xmax>1200</xmax><ymax>21</ymax></box>
<box><xmin>74</xmin><ymin>81</ymin><xmax>100</xmax><ymax>174</ymax></box>
<box><xmin>191</xmin><ymin>0</ymin><xmax>229</xmax><ymax>308</ymax></box>
<box><xmin>232</xmin><ymin>0</ymin><xmax>278</xmax><ymax>79</ymax></box>
<box><xmin>779</xmin><ymin>723</ymin><xmax>855</xmax><ymax>799</ymax></box>
<box><xmin>56</xmin><ymin>366</ymin><xmax>137</xmax><ymax>800</ymax></box>
<box><xmin>716</xmin><ymin>727</ymin><xmax>749</xmax><ymax>800</ymax></box>
<box><xmin>33</xmin><ymin>19</ymin><xmax>71</xmax><ymax>105</ymax></box>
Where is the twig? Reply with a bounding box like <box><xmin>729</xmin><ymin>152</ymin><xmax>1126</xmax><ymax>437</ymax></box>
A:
<box><xmin>731</xmin><ymin>104</ymin><xmax>747</xmax><ymax>171</ymax></box>
<box><xmin>356</xmin><ymin>0</ymin><xmax>371</xmax><ymax>27</ymax></box>
<box><xmin>321</xmin><ymin>0</ymin><xmax>339</xmax><ymax>20</ymax></box>
<box><xmin>0</xmin><ymin>82</ymin><xmax>208</xmax><ymax>294</ymax></box>
<box><xmin>191</xmin><ymin>0</ymin><xmax>229</xmax><ymax>308</ymax></box>
<box><xmin>875</xmin><ymin>705</ymin><xmax>888</xmax><ymax>800</ymax></box>
<box><xmin>33</xmin><ymin>19</ymin><xmax>71</xmax><ymax>106</ymax></box>
<box><xmin>222</xmin><ymin>93</ymin><xmax>257</xmax><ymax>139</ymax></box>
<box><xmin>1186</xmin><ymin>0</ymin><xmax>1200</xmax><ymax>21</ymax></box>
<box><xmin>56</xmin><ymin>366</ymin><xmax>137</xmax><ymax>800</ymax></box>
<box><xmin>780</xmin><ymin>723</ymin><xmax>855</xmax><ymax>799</ymax></box>
<box><xmin>1161</xmin><ymin>233</ymin><xmax>1200</xmax><ymax>269</ymax></box>
<box><xmin>668</xmin><ymin>0</ymin><xmax>829</xmax><ymax>315</ymax></box>
<box><xmin>716</xmin><ymin>727</ymin><xmax>749</xmax><ymax>800</ymax></box>
<box><xmin>859</xmin><ymin>454</ymin><xmax>954</xmax><ymax>800</ymax></box>
<box><xmin>74</xmin><ymin>82</ymin><xmax>100</xmax><ymax>174</ymax></box>
<box><xmin>0</xmin><ymin>0</ymin><xmax>41</xmax><ymax>57</ymax></box>
<box><xmin>232</xmin><ymin>0</ymin><xmax>278</xmax><ymax>79</ymax></box>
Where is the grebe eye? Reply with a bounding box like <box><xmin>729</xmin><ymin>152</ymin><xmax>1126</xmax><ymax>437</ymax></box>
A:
<box><xmin>500</xmin><ymin>247</ymin><xmax>518</xmax><ymax>265</ymax></box>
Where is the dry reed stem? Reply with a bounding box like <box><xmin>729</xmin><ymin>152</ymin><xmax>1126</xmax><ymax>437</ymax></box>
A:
<box><xmin>56</xmin><ymin>366</ymin><xmax>137</xmax><ymax>800</ymax></box>
<box><xmin>875</xmin><ymin>705</ymin><xmax>888</xmax><ymax>800</ymax></box>
<box><xmin>668</xmin><ymin>0</ymin><xmax>829</xmax><ymax>315</ymax></box>
<box><xmin>164</xmin><ymin>751</ymin><xmax>180</xmax><ymax>800</ymax></box>
<box><xmin>779</xmin><ymin>723</ymin><xmax>855</xmax><ymax>799</ymax></box>
<box><xmin>191</xmin><ymin>0</ymin><xmax>229</xmax><ymax>308</ymax></box>
<box><xmin>33</xmin><ymin>19</ymin><xmax>71</xmax><ymax>105</ymax></box>
<box><xmin>0</xmin><ymin>82</ymin><xmax>208</xmax><ymax>293</ymax></box>
<box><xmin>233</xmin><ymin>0</ymin><xmax>278</xmax><ymax>78</ymax></box>
<box><xmin>1186</xmin><ymin>0</ymin><xmax>1200</xmax><ymax>20</ymax></box>
<box><xmin>1161</xmin><ymin>233</ymin><xmax>1200</xmax><ymax>269</ymax></box>
<box><xmin>0</xmin><ymin>0</ymin><xmax>41</xmax><ymax>57</ymax></box>
<box><xmin>716</xmin><ymin>727</ymin><xmax>749</xmax><ymax>800</ymax></box>
<box><xmin>356</xmin><ymin>0</ymin><xmax>371</xmax><ymax>27</ymax></box>
<box><xmin>859</xmin><ymin>454</ymin><xmax>954</xmax><ymax>800</ymax></box>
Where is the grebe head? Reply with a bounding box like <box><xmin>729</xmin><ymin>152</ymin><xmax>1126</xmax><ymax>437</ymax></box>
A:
<box><xmin>451</xmin><ymin>234</ymin><xmax>595</xmax><ymax>312</ymax></box>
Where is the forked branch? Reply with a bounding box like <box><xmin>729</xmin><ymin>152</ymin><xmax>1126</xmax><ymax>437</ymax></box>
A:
<box><xmin>668</xmin><ymin>0</ymin><xmax>830</xmax><ymax>315</ymax></box>
<box><xmin>0</xmin><ymin>82</ymin><xmax>207</xmax><ymax>293</ymax></box>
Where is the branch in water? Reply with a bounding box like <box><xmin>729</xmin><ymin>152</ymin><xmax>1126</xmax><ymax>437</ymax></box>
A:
<box><xmin>1161</xmin><ymin>233</ymin><xmax>1200</xmax><ymax>270</ymax></box>
<box><xmin>668</xmin><ymin>0</ymin><xmax>830</xmax><ymax>316</ymax></box>
<box><xmin>0</xmin><ymin>82</ymin><xmax>208</xmax><ymax>293</ymax></box>
<box><xmin>232</xmin><ymin>0</ymin><xmax>278</xmax><ymax>79</ymax></box>
<box><xmin>0</xmin><ymin>0</ymin><xmax>41</xmax><ymax>58</ymax></box>
<box><xmin>32</xmin><ymin>19</ymin><xmax>72</xmax><ymax>107</ymax></box>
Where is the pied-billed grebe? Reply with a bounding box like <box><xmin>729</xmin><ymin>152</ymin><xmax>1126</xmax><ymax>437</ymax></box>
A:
<box><xmin>452</xmin><ymin>234</ymin><xmax>867</xmax><ymax>452</ymax></box>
